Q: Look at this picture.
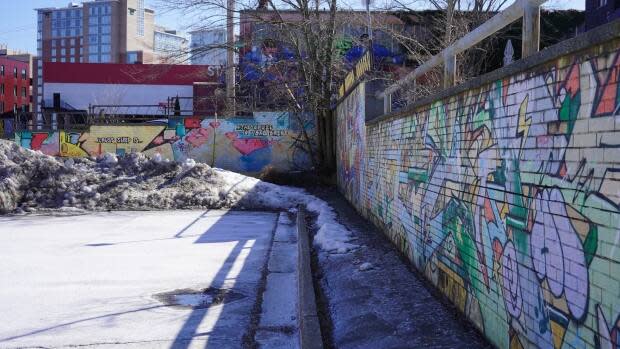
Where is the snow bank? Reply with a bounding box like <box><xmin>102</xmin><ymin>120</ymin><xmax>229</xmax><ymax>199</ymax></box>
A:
<box><xmin>0</xmin><ymin>140</ymin><xmax>356</xmax><ymax>253</ymax></box>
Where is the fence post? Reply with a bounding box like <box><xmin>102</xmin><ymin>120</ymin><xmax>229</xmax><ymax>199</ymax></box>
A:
<box><xmin>384</xmin><ymin>92</ymin><xmax>392</xmax><ymax>114</ymax></box>
<box><xmin>443</xmin><ymin>51</ymin><xmax>456</xmax><ymax>88</ymax></box>
<box><xmin>522</xmin><ymin>0</ymin><xmax>541</xmax><ymax>58</ymax></box>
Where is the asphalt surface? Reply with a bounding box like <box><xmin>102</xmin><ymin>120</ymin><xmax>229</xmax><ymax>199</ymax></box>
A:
<box><xmin>310</xmin><ymin>189</ymin><xmax>494</xmax><ymax>349</ymax></box>
<box><xmin>0</xmin><ymin>210</ymin><xmax>277</xmax><ymax>348</ymax></box>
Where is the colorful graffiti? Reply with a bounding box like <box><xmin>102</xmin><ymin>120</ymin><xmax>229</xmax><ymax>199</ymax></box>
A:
<box><xmin>336</xmin><ymin>83</ymin><xmax>366</xmax><ymax>205</ymax></box>
<box><xmin>15</xmin><ymin>112</ymin><xmax>316</xmax><ymax>174</ymax></box>
<box><xmin>337</xmin><ymin>40</ymin><xmax>620</xmax><ymax>349</ymax></box>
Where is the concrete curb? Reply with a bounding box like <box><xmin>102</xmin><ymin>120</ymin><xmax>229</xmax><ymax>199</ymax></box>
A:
<box><xmin>296</xmin><ymin>207</ymin><xmax>324</xmax><ymax>349</ymax></box>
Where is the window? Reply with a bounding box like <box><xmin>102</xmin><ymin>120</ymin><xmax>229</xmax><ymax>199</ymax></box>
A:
<box><xmin>89</xmin><ymin>45</ymin><xmax>99</xmax><ymax>53</ymax></box>
<box><xmin>52</xmin><ymin>49</ymin><xmax>57</xmax><ymax>56</ymax></box>
<box><xmin>137</xmin><ymin>0</ymin><xmax>145</xmax><ymax>36</ymax></box>
<box><xmin>51</xmin><ymin>57</ymin><xmax>57</xmax><ymax>62</ymax></box>
<box><xmin>70</xmin><ymin>57</ymin><xmax>75</xmax><ymax>63</ymax></box>
<box><xmin>70</xmin><ymin>38</ymin><xmax>75</xmax><ymax>45</ymax></box>
<box><xmin>13</xmin><ymin>104</ymin><xmax>17</xmax><ymax>114</ymax></box>
<box><xmin>61</xmin><ymin>48</ymin><xmax>66</xmax><ymax>55</ymax></box>
<box><xmin>21</xmin><ymin>87</ymin><xmax>26</xmax><ymax>97</ymax></box>
<box><xmin>1</xmin><ymin>84</ymin><xmax>4</xmax><ymax>95</ymax></box>
<box><xmin>52</xmin><ymin>40</ymin><xmax>57</xmax><ymax>47</ymax></box>
<box><xmin>14</xmin><ymin>86</ymin><xmax>17</xmax><ymax>96</ymax></box>
<box><xmin>70</xmin><ymin>48</ymin><xmax>75</xmax><ymax>55</ymax></box>
<box><xmin>101</xmin><ymin>44</ymin><xmax>111</xmax><ymax>53</ymax></box>
<box><xmin>600</xmin><ymin>0</ymin><xmax>608</xmax><ymax>7</ymax></box>
<box><xmin>88</xmin><ymin>54</ymin><xmax>98</xmax><ymax>62</ymax></box>
<box><xmin>100</xmin><ymin>54</ymin><xmax>111</xmax><ymax>63</ymax></box>
<box><xmin>0</xmin><ymin>102</ymin><xmax>3</xmax><ymax>112</ymax></box>
<box><xmin>13</xmin><ymin>67</ymin><xmax>17</xmax><ymax>78</ymax></box>
<box><xmin>60</xmin><ymin>57</ymin><xmax>66</xmax><ymax>62</ymax></box>
<box><xmin>0</xmin><ymin>65</ymin><xmax>4</xmax><ymax>76</ymax></box>
<box><xmin>101</xmin><ymin>25</ymin><xmax>111</xmax><ymax>34</ymax></box>
<box><xmin>21</xmin><ymin>69</ymin><xmax>26</xmax><ymax>79</ymax></box>
<box><xmin>127</xmin><ymin>52</ymin><xmax>139</xmax><ymax>63</ymax></box>
<box><xmin>101</xmin><ymin>34</ymin><xmax>111</xmax><ymax>44</ymax></box>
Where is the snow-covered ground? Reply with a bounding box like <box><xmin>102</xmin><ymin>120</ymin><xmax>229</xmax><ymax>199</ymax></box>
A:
<box><xmin>0</xmin><ymin>210</ymin><xmax>276</xmax><ymax>348</ymax></box>
<box><xmin>0</xmin><ymin>139</ymin><xmax>356</xmax><ymax>254</ymax></box>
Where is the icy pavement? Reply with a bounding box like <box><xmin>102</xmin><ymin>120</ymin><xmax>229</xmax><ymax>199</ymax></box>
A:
<box><xmin>0</xmin><ymin>210</ymin><xmax>277</xmax><ymax>348</ymax></box>
<box><xmin>309</xmin><ymin>190</ymin><xmax>493</xmax><ymax>349</ymax></box>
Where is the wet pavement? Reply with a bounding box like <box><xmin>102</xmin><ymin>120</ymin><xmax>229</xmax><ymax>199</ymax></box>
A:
<box><xmin>310</xmin><ymin>189</ymin><xmax>493</xmax><ymax>349</ymax></box>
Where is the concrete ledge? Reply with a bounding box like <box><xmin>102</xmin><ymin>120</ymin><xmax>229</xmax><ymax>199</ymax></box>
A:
<box><xmin>368</xmin><ymin>18</ymin><xmax>620</xmax><ymax>126</ymax></box>
<box><xmin>296</xmin><ymin>207</ymin><xmax>324</xmax><ymax>349</ymax></box>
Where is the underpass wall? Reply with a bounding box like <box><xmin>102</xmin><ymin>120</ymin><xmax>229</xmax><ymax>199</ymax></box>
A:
<box><xmin>336</xmin><ymin>21</ymin><xmax>620</xmax><ymax>349</ymax></box>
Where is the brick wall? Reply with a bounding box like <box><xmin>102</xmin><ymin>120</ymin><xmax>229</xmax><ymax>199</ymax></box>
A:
<box><xmin>336</xmin><ymin>36</ymin><xmax>620</xmax><ymax>348</ymax></box>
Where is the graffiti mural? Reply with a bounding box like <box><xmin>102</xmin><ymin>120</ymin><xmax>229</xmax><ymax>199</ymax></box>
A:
<box><xmin>336</xmin><ymin>83</ymin><xmax>366</xmax><ymax>204</ymax></box>
<box><xmin>337</xmin><ymin>40</ymin><xmax>620</xmax><ymax>349</ymax></box>
<box><xmin>16</xmin><ymin>131</ymin><xmax>60</xmax><ymax>156</ymax></box>
<box><xmin>15</xmin><ymin>112</ymin><xmax>316</xmax><ymax>175</ymax></box>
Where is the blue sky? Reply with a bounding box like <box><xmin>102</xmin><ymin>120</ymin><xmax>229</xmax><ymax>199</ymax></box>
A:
<box><xmin>0</xmin><ymin>0</ymin><xmax>585</xmax><ymax>54</ymax></box>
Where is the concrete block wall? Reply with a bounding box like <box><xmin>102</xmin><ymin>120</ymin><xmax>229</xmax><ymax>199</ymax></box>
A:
<box><xmin>336</xmin><ymin>34</ymin><xmax>620</xmax><ymax>348</ymax></box>
<box><xmin>15</xmin><ymin>112</ymin><xmax>316</xmax><ymax>175</ymax></box>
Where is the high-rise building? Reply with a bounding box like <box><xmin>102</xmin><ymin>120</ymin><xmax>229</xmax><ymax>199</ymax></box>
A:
<box><xmin>189</xmin><ymin>29</ymin><xmax>228</xmax><ymax>66</ymax></box>
<box><xmin>154</xmin><ymin>26</ymin><xmax>189</xmax><ymax>64</ymax></box>
<box><xmin>35</xmin><ymin>0</ymin><xmax>155</xmax><ymax>112</ymax></box>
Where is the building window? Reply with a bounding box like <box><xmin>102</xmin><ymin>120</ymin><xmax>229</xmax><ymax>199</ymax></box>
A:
<box><xmin>70</xmin><ymin>57</ymin><xmax>75</xmax><ymax>63</ymax></box>
<box><xmin>101</xmin><ymin>44</ymin><xmax>111</xmax><ymax>53</ymax></box>
<box><xmin>0</xmin><ymin>101</ymin><xmax>3</xmax><ymax>112</ymax></box>
<box><xmin>13</xmin><ymin>104</ymin><xmax>17</xmax><ymax>114</ymax></box>
<box><xmin>89</xmin><ymin>45</ymin><xmax>99</xmax><ymax>53</ymax></box>
<box><xmin>100</xmin><ymin>54</ymin><xmax>111</xmax><ymax>63</ymax></box>
<box><xmin>600</xmin><ymin>0</ymin><xmax>608</xmax><ymax>7</ymax></box>
<box><xmin>21</xmin><ymin>69</ymin><xmax>26</xmax><ymax>79</ymax></box>
<box><xmin>1</xmin><ymin>84</ymin><xmax>4</xmax><ymax>95</ymax></box>
<box><xmin>88</xmin><ymin>54</ymin><xmax>98</xmax><ymax>62</ymax></box>
<box><xmin>22</xmin><ymin>87</ymin><xmax>27</xmax><ymax>97</ymax></box>
<box><xmin>127</xmin><ymin>51</ymin><xmax>139</xmax><ymax>63</ymax></box>
<box><xmin>52</xmin><ymin>48</ymin><xmax>57</xmax><ymax>56</ymax></box>
<box><xmin>70</xmin><ymin>48</ymin><xmax>75</xmax><ymax>55</ymax></box>
<box><xmin>0</xmin><ymin>65</ymin><xmax>4</xmax><ymax>76</ymax></box>
<box><xmin>14</xmin><ymin>86</ymin><xmax>17</xmax><ymax>96</ymax></box>
<box><xmin>13</xmin><ymin>67</ymin><xmax>17</xmax><ymax>78</ymax></box>
<box><xmin>137</xmin><ymin>0</ymin><xmax>145</xmax><ymax>36</ymax></box>
<box><xmin>60</xmin><ymin>57</ymin><xmax>66</xmax><ymax>62</ymax></box>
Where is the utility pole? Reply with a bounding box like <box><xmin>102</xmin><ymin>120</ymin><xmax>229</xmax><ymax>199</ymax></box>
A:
<box><xmin>226</xmin><ymin>0</ymin><xmax>236</xmax><ymax>116</ymax></box>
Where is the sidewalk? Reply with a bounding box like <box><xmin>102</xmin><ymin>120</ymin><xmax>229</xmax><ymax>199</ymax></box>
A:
<box><xmin>309</xmin><ymin>189</ymin><xmax>493</xmax><ymax>349</ymax></box>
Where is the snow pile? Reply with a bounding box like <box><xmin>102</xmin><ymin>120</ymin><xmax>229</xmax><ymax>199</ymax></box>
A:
<box><xmin>307</xmin><ymin>199</ymin><xmax>359</xmax><ymax>253</ymax></box>
<box><xmin>0</xmin><ymin>140</ymin><xmax>357</xmax><ymax>253</ymax></box>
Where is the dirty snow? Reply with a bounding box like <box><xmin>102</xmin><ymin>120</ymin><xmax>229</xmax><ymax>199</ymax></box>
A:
<box><xmin>0</xmin><ymin>139</ymin><xmax>355</xmax><ymax>253</ymax></box>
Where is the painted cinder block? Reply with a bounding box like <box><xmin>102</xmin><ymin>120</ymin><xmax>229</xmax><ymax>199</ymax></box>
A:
<box><xmin>336</xmin><ymin>39</ymin><xmax>620</xmax><ymax>349</ymax></box>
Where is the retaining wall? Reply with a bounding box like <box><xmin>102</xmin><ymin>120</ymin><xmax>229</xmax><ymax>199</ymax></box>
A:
<box><xmin>336</xmin><ymin>21</ymin><xmax>620</xmax><ymax>349</ymax></box>
<box><xmin>15</xmin><ymin>112</ymin><xmax>315</xmax><ymax>175</ymax></box>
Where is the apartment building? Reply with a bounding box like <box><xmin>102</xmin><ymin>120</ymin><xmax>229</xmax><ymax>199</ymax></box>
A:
<box><xmin>35</xmin><ymin>0</ymin><xmax>155</xmax><ymax>113</ymax></box>
<box><xmin>0</xmin><ymin>47</ymin><xmax>32</xmax><ymax>138</ymax></box>
<box><xmin>154</xmin><ymin>26</ymin><xmax>189</xmax><ymax>64</ymax></box>
<box><xmin>190</xmin><ymin>28</ymin><xmax>228</xmax><ymax>66</ymax></box>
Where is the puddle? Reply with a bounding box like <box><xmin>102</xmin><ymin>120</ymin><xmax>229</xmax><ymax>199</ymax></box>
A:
<box><xmin>154</xmin><ymin>287</ymin><xmax>246</xmax><ymax>309</ymax></box>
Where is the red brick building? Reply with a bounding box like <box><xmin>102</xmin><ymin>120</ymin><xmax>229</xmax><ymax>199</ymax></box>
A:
<box><xmin>0</xmin><ymin>55</ymin><xmax>31</xmax><ymax>116</ymax></box>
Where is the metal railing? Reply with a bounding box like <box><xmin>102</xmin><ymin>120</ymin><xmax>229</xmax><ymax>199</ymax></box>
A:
<box><xmin>380</xmin><ymin>0</ymin><xmax>546</xmax><ymax>114</ymax></box>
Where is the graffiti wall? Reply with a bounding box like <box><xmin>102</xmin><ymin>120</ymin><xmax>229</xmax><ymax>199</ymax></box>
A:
<box><xmin>15</xmin><ymin>112</ymin><xmax>316</xmax><ymax>175</ymax></box>
<box><xmin>336</xmin><ymin>83</ymin><xmax>366</xmax><ymax>205</ymax></box>
<box><xmin>337</xmin><ymin>38</ymin><xmax>620</xmax><ymax>349</ymax></box>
